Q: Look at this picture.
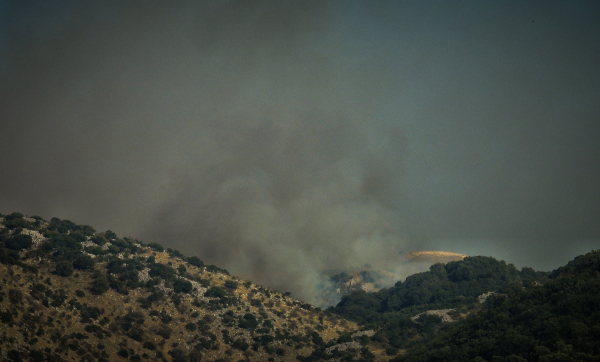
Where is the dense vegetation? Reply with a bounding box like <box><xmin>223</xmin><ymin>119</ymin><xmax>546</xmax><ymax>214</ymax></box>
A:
<box><xmin>396</xmin><ymin>250</ymin><xmax>600</xmax><ymax>362</ymax></box>
<box><xmin>328</xmin><ymin>256</ymin><xmax>549</xmax><ymax>350</ymax></box>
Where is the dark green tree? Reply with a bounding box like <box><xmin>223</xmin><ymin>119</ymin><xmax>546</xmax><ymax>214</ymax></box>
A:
<box><xmin>5</xmin><ymin>234</ymin><xmax>33</xmax><ymax>250</ymax></box>
<box><xmin>55</xmin><ymin>261</ymin><xmax>74</xmax><ymax>277</ymax></box>
<box><xmin>173</xmin><ymin>279</ymin><xmax>193</xmax><ymax>293</ymax></box>
<box><xmin>72</xmin><ymin>254</ymin><xmax>95</xmax><ymax>270</ymax></box>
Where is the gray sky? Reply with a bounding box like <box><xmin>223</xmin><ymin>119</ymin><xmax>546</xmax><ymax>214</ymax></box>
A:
<box><xmin>1</xmin><ymin>1</ymin><xmax>599</xmax><ymax>304</ymax></box>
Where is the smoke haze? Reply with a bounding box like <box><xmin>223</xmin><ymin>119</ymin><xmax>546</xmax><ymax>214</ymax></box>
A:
<box><xmin>1</xmin><ymin>1</ymin><xmax>599</xmax><ymax>304</ymax></box>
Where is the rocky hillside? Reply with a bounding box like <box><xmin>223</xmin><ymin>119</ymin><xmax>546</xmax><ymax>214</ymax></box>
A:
<box><xmin>3</xmin><ymin>212</ymin><xmax>596</xmax><ymax>362</ymax></box>
<box><xmin>0</xmin><ymin>213</ymin><xmax>363</xmax><ymax>362</ymax></box>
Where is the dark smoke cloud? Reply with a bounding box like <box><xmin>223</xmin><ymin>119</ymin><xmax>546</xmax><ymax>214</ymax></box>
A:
<box><xmin>1</xmin><ymin>1</ymin><xmax>600</xmax><ymax>304</ymax></box>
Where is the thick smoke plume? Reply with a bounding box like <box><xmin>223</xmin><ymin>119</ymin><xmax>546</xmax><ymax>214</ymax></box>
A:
<box><xmin>0</xmin><ymin>1</ymin><xmax>406</xmax><ymax>304</ymax></box>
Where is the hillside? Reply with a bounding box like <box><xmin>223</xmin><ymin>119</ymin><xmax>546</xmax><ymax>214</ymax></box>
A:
<box><xmin>322</xmin><ymin>251</ymin><xmax>468</xmax><ymax>305</ymax></box>
<box><xmin>396</xmin><ymin>249</ymin><xmax>600</xmax><ymax>361</ymax></box>
<box><xmin>327</xmin><ymin>254</ymin><xmax>550</xmax><ymax>356</ymax></box>
<box><xmin>0</xmin><ymin>213</ymin><xmax>361</xmax><ymax>362</ymax></box>
<box><xmin>2</xmin><ymin>211</ymin><xmax>599</xmax><ymax>362</ymax></box>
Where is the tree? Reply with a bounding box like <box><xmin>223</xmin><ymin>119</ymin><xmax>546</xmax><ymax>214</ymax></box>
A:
<box><xmin>5</xmin><ymin>234</ymin><xmax>33</xmax><ymax>250</ymax></box>
<box><xmin>90</xmin><ymin>275</ymin><xmax>110</xmax><ymax>295</ymax></box>
<box><xmin>204</xmin><ymin>286</ymin><xmax>226</xmax><ymax>299</ymax></box>
<box><xmin>73</xmin><ymin>254</ymin><xmax>95</xmax><ymax>270</ymax></box>
<box><xmin>187</xmin><ymin>256</ymin><xmax>204</xmax><ymax>268</ymax></box>
<box><xmin>55</xmin><ymin>261</ymin><xmax>74</xmax><ymax>277</ymax></box>
<box><xmin>173</xmin><ymin>279</ymin><xmax>193</xmax><ymax>293</ymax></box>
<box><xmin>147</xmin><ymin>243</ymin><xmax>164</xmax><ymax>252</ymax></box>
<box><xmin>224</xmin><ymin>280</ymin><xmax>238</xmax><ymax>290</ymax></box>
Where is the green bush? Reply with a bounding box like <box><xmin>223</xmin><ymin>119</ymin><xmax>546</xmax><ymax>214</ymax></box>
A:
<box><xmin>167</xmin><ymin>248</ymin><xmax>184</xmax><ymax>259</ymax></box>
<box><xmin>91</xmin><ymin>235</ymin><xmax>107</xmax><ymax>246</ymax></box>
<box><xmin>238</xmin><ymin>313</ymin><xmax>259</xmax><ymax>330</ymax></box>
<box><xmin>3</xmin><ymin>218</ymin><xmax>33</xmax><ymax>230</ymax></box>
<box><xmin>55</xmin><ymin>261</ymin><xmax>74</xmax><ymax>277</ymax></box>
<box><xmin>173</xmin><ymin>279</ymin><xmax>193</xmax><ymax>293</ymax></box>
<box><xmin>5</xmin><ymin>212</ymin><xmax>24</xmax><ymax>220</ymax></box>
<box><xmin>149</xmin><ymin>263</ymin><xmax>176</xmax><ymax>280</ymax></box>
<box><xmin>147</xmin><ymin>243</ymin><xmax>164</xmax><ymax>252</ymax></box>
<box><xmin>204</xmin><ymin>286</ymin><xmax>226</xmax><ymax>299</ymax></box>
<box><xmin>232</xmin><ymin>339</ymin><xmax>249</xmax><ymax>351</ymax></box>
<box><xmin>72</xmin><ymin>254</ymin><xmax>95</xmax><ymax>270</ymax></box>
<box><xmin>224</xmin><ymin>280</ymin><xmax>238</xmax><ymax>290</ymax></box>
<box><xmin>187</xmin><ymin>256</ymin><xmax>204</xmax><ymax>268</ymax></box>
<box><xmin>90</xmin><ymin>275</ymin><xmax>110</xmax><ymax>295</ymax></box>
<box><xmin>5</xmin><ymin>234</ymin><xmax>33</xmax><ymax>250</ymax></box>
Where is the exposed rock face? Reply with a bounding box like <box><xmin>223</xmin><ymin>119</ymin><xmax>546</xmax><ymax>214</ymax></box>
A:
<box><xmin>19</xmin><ymin>228</ymin><xmax>46</xmax><ymax>246</ymax></box>
<box><xmin>411</xmin><ymin>309</ymin><xmax>455</xmax><ymax>323</ymax></box>
<box><xmin>478</xmin><ymin>291</ymin><xmax>497</xmax><ymax>303</ymax></box>
<box><xmin>352</xmin><ymin>330</ymin><xmax>375</xmax><ymax>338</ymax></box>
<box><xmin>326</xmin><ymin>341</ymin><xmax>362</xmax><ymax>355</ymax></box>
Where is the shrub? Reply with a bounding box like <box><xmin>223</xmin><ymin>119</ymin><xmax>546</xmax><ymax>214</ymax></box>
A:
<box><xmin>147</xmin><ymin>243</ymin><xmax>164</xmax><ymax>252</ymax></box>
<box><xmin>167</xmin><ymin>248</ymin><xmax>184</xmax><ymax>259</ymax></box>
<box><xmin>4</xmin><ymin>218</ymin><xmax>32</xmax><ymax>230</ymax></box>
<box><xmin>204</xmin><ymin>286</ymin><xmax>226</xmax><ymax>299</ymax></box>
<box><xmin>143</xmin><ymin>341</ymin><xmax>156</xmax><ymax>350</ymax></box>
<box><xmin>55</xmin><ymin>261</ymin><xmax>74</xmax><ymax>277</ymax></box>
<box><xmin>6</xmin><ymin>212</ymin><xmax>24</xmax><ymax>220</ymax></box>
<box><xmin>386</xmin><ymin>347</ymin><xmax>399</xmax><ymax>355</ymax></box>
<box><xmin>186</xmin><ymin>322</ymin><xmax>197</xmax><ymax>331</ymax></box>
<box><xmin>187</xmin><ymin>256</ymin><xmax>204</xmax><ymax>268</ymax></box>
<box><xmin>8</xmin><ymin>289</ymin><xmax>23</xmax><ymax>304</ymax></box>
<box><xmin>72</xmin><ymin>254</ymin><xmax>95</xmax><ymax>270</ymax></box>
<box><xmin>91</xmin><ymin>235</ymin><xmax>107</xmax><ymax>246</ymax></box>
<box><xmin>90</xmin><ymin>275</ymin><xmax>110</xmax><ymax>295</ymax></box>
<box><xmin>75</xmin><ymin>290</ymin><xmax>85</xmax><ymax>298</ymax></box>
<box><xmin>147</xmin><ymin>290</ymin><xmax>164</xmax><ymax>302</ymax></box>
<box><xmin>169</xmin><ymin>348</ymin><xmax>188</xmax><ymax>362</ymax></box>
<box><xmin>5</xmin><ymin>234</ymin><xmax>33</xmax><ymax>250</ymax></box>
<box><xmin>224</xmin><ymin>280</ymin><xmax>238</xmax><ymax>290</ymax></box>
<box><xmin>232</xmin><ymin>339</ymin><xmax>249</xmax><ymax>351</ymax></box>
<box><xmin>238</xmin><ymin>313</ymin><xmax>259</xmax><ymax>330</ymax></box>
<box><xmin>148</xmin><ymin>263</ymin><xmax>176</xmax><ymax>280</ymax></box>
<box><xmin>173</xmin><ymin>279</ymin><xmax>193</xmax><ymax>293</ymax></box>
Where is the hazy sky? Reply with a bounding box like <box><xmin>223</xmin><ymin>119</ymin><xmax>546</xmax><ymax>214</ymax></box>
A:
<box><xmin>1</xmin><ymin>1</ymin><xmax>599</xmax><ymax>303</ymax></box>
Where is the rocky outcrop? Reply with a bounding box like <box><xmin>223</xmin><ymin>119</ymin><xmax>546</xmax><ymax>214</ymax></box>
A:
<box><xmin>411</xmin><ymin>309</ymin><xmax>455</xmax><ymax>323</ymax></box>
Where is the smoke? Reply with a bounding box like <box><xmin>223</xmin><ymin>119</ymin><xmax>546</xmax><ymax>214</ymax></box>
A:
<box><xmin>1</xmin><ymin>1</ymin><xmax>600</xmax><ymax>305</ymax></box>
<box><xmin>0</xmin><ymin>1</ymin><xmax>408</xmax><ymax>304</ymax></box>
